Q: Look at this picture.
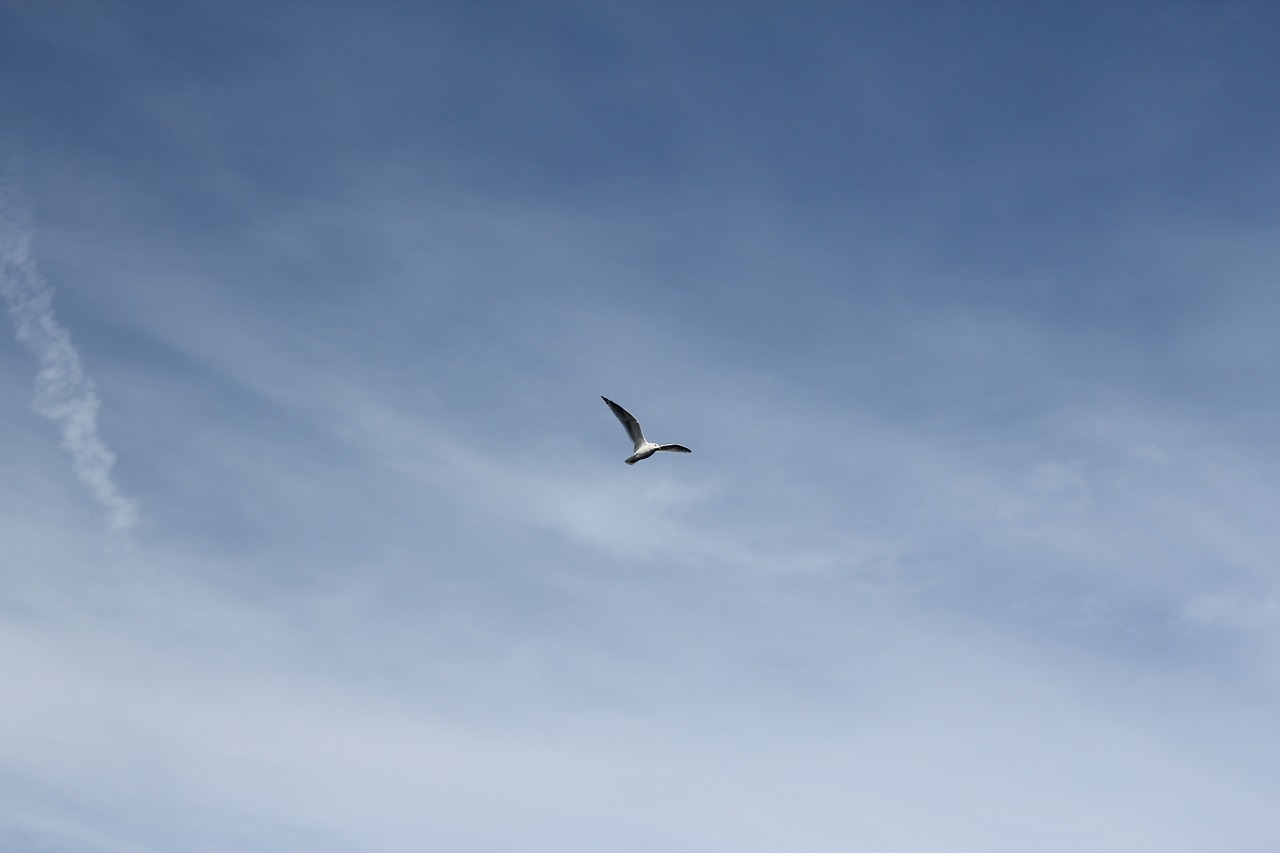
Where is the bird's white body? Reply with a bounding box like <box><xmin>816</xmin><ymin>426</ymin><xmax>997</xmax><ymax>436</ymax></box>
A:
<box><xmin>625</xmin><ymin>441</ymin><xmax>663</xmax><ymax>465</ymax></box>
<box><xmin>601</xmin><ymin>397</ymin><xmax>692</xmax><ymax>465</ymax></box>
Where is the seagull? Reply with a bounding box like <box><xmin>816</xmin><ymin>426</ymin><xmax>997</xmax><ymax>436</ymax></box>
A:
<box><xmin>601</xmin><ymin>396</ymin><xmax>692</xmax><ymax>465</ymax></box>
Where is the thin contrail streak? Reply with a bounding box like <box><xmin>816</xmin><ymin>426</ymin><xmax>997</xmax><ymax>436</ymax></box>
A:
<box><xmin>1</xmin><ymin>157</ymin><xmax>138</xmax><ymax>533</ymax></box>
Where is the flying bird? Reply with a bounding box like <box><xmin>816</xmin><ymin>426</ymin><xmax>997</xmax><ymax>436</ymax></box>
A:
<box><xmin>601</xmin><ymin>397</ymin><xmax>692</xmax><ymax>465</ymax></box>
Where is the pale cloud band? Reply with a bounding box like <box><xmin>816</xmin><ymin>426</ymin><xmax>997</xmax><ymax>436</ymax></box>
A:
<box><xmin>1</xmin><ymin>158</ymin><xmax>137</xmax><ymax>533</ymax></box>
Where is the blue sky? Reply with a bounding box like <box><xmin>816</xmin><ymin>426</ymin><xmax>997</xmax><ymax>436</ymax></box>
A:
<box><xmin>3</xmin><ymin>1</ymin><xmax>1280</xmax><ymax>850</ymax></box>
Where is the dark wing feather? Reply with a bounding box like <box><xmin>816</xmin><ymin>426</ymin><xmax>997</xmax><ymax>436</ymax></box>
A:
<box><xmin>602</xmin><ymin>397</ymin><xmax>645</xmax><ymax>449</ymax></box>
<box><xmin>655</xmin><ymin>444</ymin><xmax>692</xmax><ymax>453</ymax></box>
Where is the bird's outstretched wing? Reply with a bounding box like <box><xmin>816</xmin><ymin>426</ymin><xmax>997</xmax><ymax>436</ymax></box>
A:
<box><xmin>655</xmin><ymin>444</ymin><xmax>692</xmax><ymax>454</ymax></box>
<box><xmin>602</xmin><ymin>396</ymin><xmax>645</xmax><ymax>450</ymax></box>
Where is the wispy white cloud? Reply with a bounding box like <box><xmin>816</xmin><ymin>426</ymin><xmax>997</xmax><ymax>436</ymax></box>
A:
<box><xmin>0</xmin><ymin>158</ymin><xmax>137</xmax><ymax>533</ymax></box>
